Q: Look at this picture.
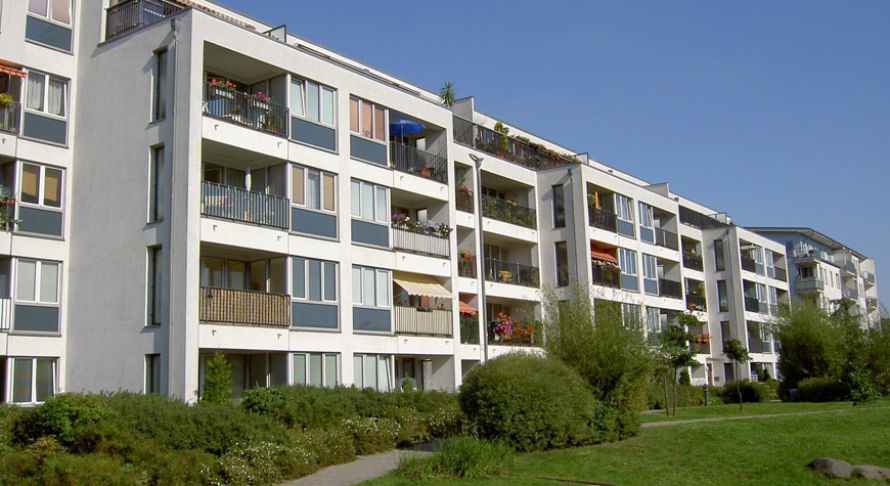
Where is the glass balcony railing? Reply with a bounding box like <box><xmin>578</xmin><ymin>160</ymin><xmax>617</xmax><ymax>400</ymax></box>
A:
<box><xmin>658</xmin><ymin>278</ymin><xmax>683</xmax><ymax>299</ymax></box>
<box><xmin>741</xmin><ymin>256</ymin><xmax>757</xmax><ymax>273</ymax></box>
<box><xmin>654</xmin><ymin>228</ymin><xmax>679</xmax><ymax>251</ymax></box>
<box><xmin>456</xmin><ymin>188</ymin><xmax>474</xmax><ymax>213</ymax></box>
<box><xmin>682</xmin><ymin>253</ymin><xmax>703</xmax><ymax>271</ymax></box>
<box><xmin>588</xmin><ymin>206</ymin><xmax>618</xmax><ymax>232</ymax></box>
<box><xmin>481</xmin><ymin>194</ymin><xmax>536</xmax><ymax>229</ymax></box>
<box><xmin>0</xmin><ymin>101</ymin><xmax>20</xmax><ymax>134</ymax></box>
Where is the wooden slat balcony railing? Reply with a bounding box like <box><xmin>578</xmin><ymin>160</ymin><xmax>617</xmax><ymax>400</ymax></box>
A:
<box><xmin>199</xmin><ymin>287</ymin><xmax>290</xmax><ymax>327</ymax></box>
<box><xmin>394</xmin><ymin>306</ymin><xmax>452</xmax><ymax>337</ymax></box>
<box><xmin>392</xmin><ymin>226</ymin><xmax>450</xmax><ymax>258</ymax></box>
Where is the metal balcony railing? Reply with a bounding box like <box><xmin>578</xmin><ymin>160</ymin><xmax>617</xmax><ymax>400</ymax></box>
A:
<box><xmin>0</xmin><ymin>101</ymin><xmax>20</xmax><ymax>134</ymax></box>
<box><xmin>394</xmin><ymin>306</ymin><xmax>452</xmax><ymax>337</ymax></box>
<box><xmin>484</xmin><ymin>258</ymin><xmax>539</xmax><ymax>287</ymax></box>
<box><xmin>591</xmin><ymin>264</ymin><xmax>620</xmax><ymax>289</ymax></box>
<box><xmin>456</xmin><ymin>188</ymin><xmax>474</xmax><ymax>213</ymax></box>
<box><xmin>795</xmin><ymin>277</ymin><xmax>824</xmax><ymax>292</ymax></box>
<box><xmin>682</xmin><ymin>253</ymin><xmax>703</xmax><ymax>271</ymax></box>
<box><xmin>481</xmin><ymin>194</ymin><xmax>536</xmax><ymax>229</ymax></box>
<box><xmin>391</xmin><ymin>226</ymin><xmax>450</xmax><ymax>258</ymax></box>
<box><xmin>773</xmin><ymin>266</ymin><xmax>788</xmax><ymax>282</ymax></box>
<box><xmin>203</xmin><ymin>82</ymin><xmax>288</xmax><ymax>137</ymax></box>
<box><xmin>452</xmin><ymin>116</ymin><xmax>577</xmax><ymax>170</ymax></box>
<box><xmin>686</xmin><ymin>294</ymin><xmax>707</xmax><ymax>312</ymax></box>
<box><xmin>106</xmin><ymin>0</ymin><xmax>184</xmax><ymax>40</ymax></box>
<box><xmin>588</xmin><ymin>205</ymin><xmax>618</xmax><ymax>232</ymax></box>
<box><xmin>199</xmin><ymin>287</ymin><xmax>290</xmax><ymax>327</ymax></box>
<box><xmin>389</xmin><ymin>142</ymin><xmax>447</xmax><ymax>183</ymax></box>
<box><xmin>744</xmin><ymin>296</ymin><xmax>760</xmax><ymax>313</ymax></box>
<box><xmin>658</xmin><ymin>278</ymin><xmax>683</xmax><ymax>299</ymax></box>
<box><xmin>0</xmin><ymin>197</ymin><xmax>15</xmax><ymax>231</ymax></box>
<box><xmin>487</xmin><ymin>320</ymin><xmax>541</xmax><ymax>347</ymax></box>
<box><xmin>741</xmin><ymin>256</ymin><xmax>757</xmax><ymax>273</ymax></box>
<box><xmin>201</xmin><ymin>181</ymin><xmax>289</xmax><ymax>229</ymax></box>
<box><xmin>460</xmin><ymin>315</ymin><xmax>480</xmax><ymax>344</ymax></box>
<box><xmin>654</xmin><ymin>228</ymin><xmax>679</xmax><ymax>250</ymax></box>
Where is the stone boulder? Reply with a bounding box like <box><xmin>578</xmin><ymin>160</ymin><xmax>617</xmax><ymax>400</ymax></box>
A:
<box><xmin>809</xmin><ymin>457</ymin><xmax>853</xmax><ymax>479</ymax></box>
<box><xmin>852</xmin><ymin>465</ymin><xmax>890</xmax><ymax>481</ymax></box>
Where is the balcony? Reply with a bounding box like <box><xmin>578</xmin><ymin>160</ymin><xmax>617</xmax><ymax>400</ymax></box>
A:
<box><xmin>488</xmin><ymin>320</ymin><xmax>541</xmax><ymax>347</ymax></box>
<box><xmin>795</xmin><ymin>277</ymin><xmax>824</xmax><ymax>293</ymax></box>
<box><xmin>460</xmin><ymin>315</ymin><xmax>480</xmax><ymax>344</ymax></box>
<box><xmin>690</xmin><ymin>341</ymin><xmax>710</xmax><ymax>355</ymax></box>
<box><xmin>686</xmin><ymin>294</ymin><xmax>707</xmax><ymax>312</ymax></box>
<box><xmin>389</xmin><ymin>142</ymin><xmax>447</xmax><ymax>183</ymax></box>
<box><xmin>458</xmin><ymin>251</ymin><xmax>477</xmax><ymax>278</ymax></box>
<box><xmin>591</xmin><ymin>263</ymin><xmax>620</xmax><ymax>289</ymax></box>
<box><xmin>484</xmin><ymin>258</ymin><xmax>539</xmax><ymax>287</ymax></box>
<box><xmin>658</xmin><ymin>279</ymin><xmax>683</xmax><ymax>299</ymax></box>
<box><xmin>456</xmin><ymin>187</ymin><xmax>474</xmax><ymax>213</ymax></box>
<box><xmin>773</xmin><ymin>267</ymin><xmax>787</xmax><ymax>282</ymax></box>
<box><xmin>201</xmin><ymin>181</ymin><xmax>289</xmax><ymax>230</ymax></box>
<box><xmin>654</xmin><ymin>228</ymin><xmax>679</xmax><ymax>251</ymax></box>
<box><xmin>392</xmin><ymin>226</ymin><xmax>450</xmax><ymax>258</ymax></box>
<box><xmin>682</xmin><ymin>253</ymin><xmax>703</xmax><ymax>271</ymax></box>
<box><xmin>106</xmin><ymin>0</ymin><xmax>184</xmax><ymax>40</ymax></box>
<box><xmin>0</xmin><ymin>101</ymin><xmax>20</xmax><ymax>134</ymax></box>
<box><xmin>0</xmin><ymin>197</ymin><xmax>15</xmax><ymax>231</ymax></box>
<box><xmin>867</xmin><ymin>297</ymin><xmax>878</xmax><ymax>309</ymax></box>
<box><xmin>744</xmin><ymin>297</ymin><xmax>760</xmax><ymax>313</ymax></box>
<box><xmin>844</xmin><ymin>287</ymin><xmax>859</xmax><ymax>300</ymax></box>
<box><xmin>741</xmin><ymin>256</ymin><xmax>756</xmax><ymax>273</ymax></box>
<box><xmin>588</xmin><ymin>205</ymin><xmax>618</xmax><ymax>233</ymax></box>
<box><xmin>453</xmin><ymin>116</ymin><xmax>577</xmax><ymax>170</ymax></box>
<box><xmin>481</xmin><ymin>195</ymin><xmax>536</xmax><ymax>229</ymax></box>
<box><xmin>199</xmin><ymin>287</ymin><xmax>290</xmax><ymax>327</ymax></box>
<box><xmin>203</xmin><ymin>82</ymin><xmax>288</xmax><ymax>137</ymax></box>
<box><xmin>863</xmin><ymin>271</ymin><xmax>876</xmax><ymax>288</ymax></box>
<box><xmin>394</xmin><ymin>306</ymin><xmax>452</xmax><ymax>337</ymax></box>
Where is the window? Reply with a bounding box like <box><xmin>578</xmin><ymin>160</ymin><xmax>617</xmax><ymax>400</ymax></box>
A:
<box><xmin>615</xmin><ymin>194</ymin><xmax>634</xmax><ymax>223</ymax></box>
<box><xmin>645</xmin><ymin>307</ymin><xmax>663</xmax><ymax>338</ymax></box>
<box><xmin>292</xmin><ymin>257</ymin><xmax>337</xmax><ymax>302</ymax></box>
<box><xmin>10</xmin><ymin>357</ymin><xmax>56</xmax><ymax>403</ymax></box>
<box><xmin>20</xmin><ymin>163</ymin><xmax>63</xmax><ymax>209</ymax></box>
<box><xmin>349</xmin><ymin>97</ymin><xmax>386</xmax><ymax>141</ymax></box>
<box><xmin>15</xmin><ymin>259</ymin><xmax>59</xmax><ymax>304</ymax></box>
<box><xmin>293</xmin><ymin>353</ymin><xmax>339</xmax><ymax>388</ymax></box>
<box><xmin>153</xmin><ymin>50</ymin><xmax>167</xmax><ymax>121</ymax></box>
<box><xmin>352</xmin><ymin>266</ymin><xmax>390</xmax><ymax>308</ymax></box>
<box><xmin>149</xmin><ymin>146</ymin><xmax>163</xmax><ymax>222</ymax></box>
<box><xmin>639</xmin><ymin>202</ymin><xmax>653</xmax><ymax>228</ymax></box>
<box><xmin>26</xmin><ymin>71</ymin><xmax>67</xmax><ymax>118</ymax></box>
<box><xmin>642</xmin><ymin>254</ymin><xmax>657</xmax><ymax>280</ymax></box>
<box><xmin>764</xmin><ymin>250</ymin><xmax>775</xmax><ymax>277</ymax></box>
<box><xmin>292</xmin><ymin>165</ymin><xmax>336</xmax><ymax>212</ymax></box>
<box><xmin>290</xmin><ymin>77</ymin><xmax>336</xmax><ymax>126</ymax></box>
<box><xmin>717</xmin><ymin>280</ymin><xmax>728</xmax><ymax>312</ymax></box>
<box><xmin>621</xmin><ymin>303</ymin><xmax>641</xmax><ymax>328</ymax></box>
<box><xmin>552</xmin><ymin>184</ymin><xmax>565</xmax><ymax>228</ymax></box>
<box><xmin>350</xmin><ymin>179</ymin><xmax>388</xmax><ymax>224</ymax></box>
<box><xmin>618</xmin><ymin>248</ymin><xmax>637</xmax><ymax>276</ymax></box>
<box><xmin>555</xmin><ymin>241</ymin><xmax>568</xmax><ymax>287</ymax></box>
<box><xmin>713</xmin><ymin>239</ymin><xmax>725</xmax><ymax>271</ymax></box>
<box><xmin>145</xmin><ymin>354</ymin><xmax>160</xmax><ymax>394</ymax></box>
<box><xmin>353</xmin><ymin>354</ymin><xmax>392</xmax><ymax>391</ymax></box>
<box><xmin>147</xmin><ymin>247</ymin><xmax>161</xmax><ymax>326</ymax></box>
<box><xmin>27</xmin><ymin>0</ymin><xmax>71</xmax><ymax>25</ymax></box>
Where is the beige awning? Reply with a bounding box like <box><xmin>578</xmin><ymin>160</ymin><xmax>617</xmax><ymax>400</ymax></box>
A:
<box><xmin>393</xmin><ymin>273</ymin><xmax>451</xmax><ymax>299</ymax></box>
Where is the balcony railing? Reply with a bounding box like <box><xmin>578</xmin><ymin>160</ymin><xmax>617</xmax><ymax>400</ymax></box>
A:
<box><xmin>203</xmin><ymin>82</ymin><xmax>288</xmax><ymax>137</ymax></box>
<box><xmin>389</xmin><ymin>142</ymin><xmax>447</xmax><ymax>183</ymax></box>
<box><xmin>201</xmin><ymin>181</ymin><xmax>289</xmax><ymax>230</ymax></box>
<box><xmin>0</xmin><ymin>101</ymin><xmax>20</xmax><ymax>134</ymax></box>
<box><xmin>456</xmin><ymin>188</ymin><xmax>474</xmax><ymax>213</ymax></box>
<box><xmin>795</xmin><ymin>277</ymin><xmax>824</xmax><ymax>292</ymax></box>
<box><xmin>392</xmin><ymin>226</ymin><xmax>450</xmax><ymax>258</ymax></box>
<box><xmin>690</xmin><ymin>342</ymin><xmax>710</xmax><ymax>355</ymax></box>
<box><xmin>0</xmin><ymin>197</ymin><xmax>15</xmax><ymax>231</ymax></box>
<box><xmin>741</xmin><ymin>256</ymin><xmax>756</xmax><ymax>273</ymax></box>
<box><xmin>658</xmin><ymin>278</ymin><xmax>683</xmax><ymax>299</ymax></box>
<box><xmin>591</xmin><ymin>263</ymin><xmax>620</xmax><ymax>289</ymax></box>
<box><xmin>588</xmin><ymin>205</ymin><xmax>618</xmax><ymax>232</ymax></box>
<box><xmin>481</xmin><ymin>194</ymin><xmax>536</xmax><ymax>229</ymax></box>
<box><xmin>682</xmin><ymin>253</ymin><xmax>703</xmax><ymax>271</ymax></box>
<box><xmin>686</xmin><ymin>294</ymin><xmax>707</xmax><ymax>312</ymax></box>
<box><xmin>394</xmin><ymin>306</ymin><xmax>452</xmax><ymax>337</ymax></box>
<box><xmin>199</xmin><ymin>287</ymin><xmax>290</xmax><ymax>327</ymax></box>
<box><xmin>106</xmin><ymin>0</ymin><xmax>184</xmax><ymax>40</ymax></box>
<box><xmin>453</xmin><ymin>116</ymin><xmax>577</xmax><ymax>170</ymax></box>
<box><xmin>744</xmin><ymin>296</ymin><xmax>760</xmax><ymax>313</ymax></box>
<box><xmin>460</xmin><ymin>315</ymin><xmax>480</xmax><ymax>344</ymax></box>
<box><xmin>863</xmin><ymin>271</ymin><xmax>876</xmax><ymax>287</ymax></box>
<box><xmin>654</xmin><ymin>228</ymin><xmax>679</xmax><ymax>250</ymax></box>
<box><xmin>458</xmin><ymin>255</ymin><xmax>477</xmax><ymax>278</ymax></box>
<box><xmin>867</xmin><ymin>297</ymin><xmax>879</xmax><ymax>309</ymax></box>
<box><xmin>484</xmin><ymin>258</ymin><xmax>539</xmax><ymax>287</ymax></box>
<box><xmin>0</xmin><ymin>297</ymin><xmax>10</xmax><ymax>331</ymax></box>
<box><xmin>773</xmin><ymin>267</ymin><xmax>788</xmax><ymax>282</ymax></box>
<box><xmin>487</xmin><ymin>321</ymin><xmax>541</xmax><ymax>347</ymax></box>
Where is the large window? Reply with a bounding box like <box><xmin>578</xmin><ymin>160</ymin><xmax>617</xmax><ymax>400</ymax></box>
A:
<box><xmin>28</xmin><ymin>0</ymin><xmax>71</xmax><ymax>25</ymax></box>
<box><xmin>293</xmin><ymin>353</ymin><xmax>338</xmax><ymax>388</ymax></box>
<box><xmin>349</xmin><ymin>97</ymin><xmax>386</xmax><ymax>141</ymax></box>
<box><xmin>352</xmin><ymin>266</ymin><xmax>390</xmax><ymax>308</ymax></box>
<box><xmin>619</xmin><ymin>248</ymin><xmax>637</xmax><ymax>276</ymax></box>
<box><xmin>153</xmin><ymin>49</ymin><xmax>167</xmax><ymax>122</ymax></box>
<box><xmin>639</xmin><ymin>202</ymin><xmax>654</xmax><ymax>228</ymax></box>
<box><xmin>350</xmin><ymin>179</ymin><xmax>388</xmax><ymax>224</ymax></box>
<box><xmin>25</xmin><ymin>72</ymin><xmax>67</xmax><ymax>119</ymax></box>
<box><xmin>615</xmin><ymin>194</ymin><xmax>634</xmax><ymax>223</ymax></box>
<box><xmin>147</xmin><ymin>247</ymin><xmax>161</xmax><ymax>326</ymax></box>
<box><xmin>353</xmin><ymin>354</ymin><xmax>392</xmax><ymax>391</ymax></box>
<box><xmin>15</xmin><ymin>259</ymin><xmax>59</xmax><ymax>304</ymax></box>
<box><xmin>9</xmin><ymin>357</ymin><xmax>56</xmax><ymax>403</ymax></box>
<box><xmin>713</xmin><ymin>239</ymin><xmax>725</xmax><ymax>271</ymax></box>
<box><xmin>552</xmin><ymin>184</ymin><xmax>565</xmax><ymax>228</ymax></box>
<box><xmin>292</xmin><ymin>165</ymin><xmax>336</xmax><ymax>213</ymax></box>
<box><xmin>290</xmin><ymin>77</ymin><xmax>336</xmax><ymax>126</ymax></box>
<box><xmin>21</xmin><ymin>163</ymin><xmax>63</xmax><ymax>209</ymax></box>
<box><xmin>292</xmin><ymin>257</ymin><xmax>337</xmax><ymax>303</ymax></box>
<box><xmin>642</xmin><ymin>253</ymin><xmax>657</xmax><ymax>293</ymax></box>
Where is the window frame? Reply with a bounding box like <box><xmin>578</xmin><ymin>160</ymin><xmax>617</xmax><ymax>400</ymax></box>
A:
<box><xmin>292</xmin><ymin>256</ymin><xmax>338</xmax><ymax>303</ymax></box>
<box><xmin>618</xmin><ymin>248</ymin><xmax>637</xmax><ymax>276</ymax></box>
<box><xmin>290</xmin><ymin>76</ymin><xmax>336</xmax><ymax>127</ymax></box>
<box><xmin>638</xmin><ymin>202</ymin><xmax>654</xmax><ymax>229</ymax></box>
<box><xmin>19</xmin><ymin>161</ymin><xmax>64</xmax><ymax>212</ymax></box>
<box><xmin>148</xmin><ymin>146</ymin><xmax>163</xmax><ymax>222</ymax></box>
<box><xmin>144</xmin><ymin>354</ymin><xmax>161</xmax><ymax>394</ymax></box>
<box><xmin>552</xmin><ymin>184</ymin><xmax>565</xmax><ymax>228</ymax></box>
<box><xmin>292</xmin><ymin>164</ymin><xmax>337</xmax><ymax>214</ymax></box>
<box><xmin>147</xmin><ymin>247</ymin><xmax>161</xmax><ymax>326</ymax></box>
<box><xmin>8</xmin><ymin>356</ymin><xmax>56</xmax><ymax>404</ymax></box>
<box><xmin>641</xmin><ymin>253</ymin><xmax>658</xmax><ymax>280</ymax></box>
<box><xmin>554</xmin><ymin>241</ymin><xmax>569</xmax><ymax>287</ymax></box>
<box><xmin>292</xmin><ymin>352</ymin><xmax>339</xmax><ymax>388</ymax></box>
<box><xmin>27</xmin><ymin>0</ymin><xmax>72</xmax><ymax>27</ymax></box>
<box><xmin>352</xmin><ymin>353</ymin><xmax>392</xmax><ymax>391</ymax></box>
<box><xmin>350</xmin><ymin>179</ymin><xmax>389</xmax><ymax>224</ymax></box>
<box><xmin>614</xmin><ymin>194</ymin><xmax>634</xmax><ymax>223</ymax></box>
<box><xmin>349</xmin><ymin>96</ymin><xmax>387</xmax><ymax>142</ymax></box>
<box><xmin>14</xmin><ymin>258</ymin><xmax>60</xmax><ymax>305</ymax></box>
<box><xmin>352</xmin><ymin>265</ymin><xmax>391</xmax><ymax>309</ymax></box>
<box><xmin>152</xmin><ymin>49</ymin><xmax>167</xmax><ymax>122</ymax></box>
<box><xmin>24</xmin><ymin>71</ymin><xmax>68</xmax><ymax>120</ymax></box>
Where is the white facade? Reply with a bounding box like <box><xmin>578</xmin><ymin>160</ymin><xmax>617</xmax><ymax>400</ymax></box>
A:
<box><xmin>0</xmin><ymin>0</ymin><xmax>877</xmax><ymax>403</ymax></box>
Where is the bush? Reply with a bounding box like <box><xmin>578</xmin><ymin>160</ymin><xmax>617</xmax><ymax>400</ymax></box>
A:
<box><xmin>647</xmin><ymin>382</ymin><xmax>706</xmax><ymax>410</ymax></box>
<box><xmin>342</xmin><ymin>417</ymin><xmax>399</xmax><ymax>455</ymax></box>
<box><xmin>459</xmin><ymin>353</ymin><xmax>598</xmax><ymax>451</ymax></box>
<box><xmin>202</xmin><ymin>353</ymin><xmax>232</xmax><ymax>405</ymax></box>
<box><xmin>396</xmin><ymin>436</ymin><xmax>512</xmax><ymax>480</ymax></box>
<box><xmin>793</xmin><ymin>376</ymin><xmax>849</xmax><ymax>402</ymax></box>
<box><xmin>14</xmin><ymin>394</ymin><xmax>108</xmax><ymax>450</ymax></box>
<box><xmin>719</xmin><ymin>381</ymin><xmax>765</xmax><ymax>403</ymax></box>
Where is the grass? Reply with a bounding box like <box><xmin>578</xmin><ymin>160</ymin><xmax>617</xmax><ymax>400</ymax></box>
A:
<box><xmin>640</xmin><ymin>400</ymin><xmax>867</xmax><ymax>423</ymax></box>
<box><xmin>366</xmin><ymin>401</ymin><xmax>890</xmax><ymax>485</ymax></box>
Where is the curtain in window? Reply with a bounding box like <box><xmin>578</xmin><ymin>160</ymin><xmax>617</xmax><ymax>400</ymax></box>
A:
<box><xmin>16</xmin><ymin>260</ymin><xmax>37</xmax><ymax>302</ymax></box>
<box><xmin>375</xmin><ymin>270</ymin><xmax>389</xmax><ymax>307</ymax></box>
<box><xmin>322</xmin><ymin>174</ymin><xmax>335</xmax><ymax>211</ymax></box>
<box><xmin>28</xmin><ymin>0</ymin><xmax>48</xmax><ymax>16</ymax></box>
<box><xmin>40</xmin><ymin>262</ymin><xmax>59</xmax><ymax>303</ymax></box>
<box><xmin>43</xmin><ymin>168</ymin><xmax>62</xmax><ymax>207</ymax></box>
<box><xmin>26</xmin><ymin>74</ymin><xmax>45</xmax><ymax>111</ymax></box>
<box><xmin>361</xmin><ymin>183</ymin><xmax>373</xmax><ymax>220</ymax></box>
<box><xmin>352</xmin><ymin>267</ymin><xmax>361</xmax><ymax>303</ymax></box>
<box><xmin>292</xmin><ymin>166</ymin><xmax>305</xmax><ymax>205</ymax></box>
<box><xmin>361</xmin><ymin>101</ymin><xmax>372</xmax><ymax>138</ymax></box>
<box><xmin>349</xmin><ymin>97</ymin><xmax>359</xmax><ymax>133</ymax></box>
<box><xmin>374</xmin><ymin>186</ymin><xmax>387</xmax><ymax>222</ymax></box>
<box><xmin>374</xmin><ymin>106</ymin><xmax>386</xmax><ymax>141</ymax></box>
<box><xmin>51</xmin><ymin>0</ymin><xmax>71</xmax><ymax>24</ymax></box>
<box><xmin>21</xmin><ymin>164</ymin><xmax>41</xmax><ymax>204</ymax></box>
<box><xmin>48</xmin><ymin>79</ymin><xmax>66</xmax><ymax>116</ymax></box>
<box><xmin>12</xmin><ymin>359</ymin><xmax>33</xmax><ymax>403</ymax></box>
<box><xmin>350</xmin><ymin>180</ymin><xmax>361</xmax><ymax>217</ymax></box>
<box><xmin>362</xmin><ymin>268</ymin><xmax>375</xmax><ymax>306</ymax></box>
<box><xmin>306</xmin><ymin>170</ymin><xmax>320</xmax><ymax>209</ymax></box>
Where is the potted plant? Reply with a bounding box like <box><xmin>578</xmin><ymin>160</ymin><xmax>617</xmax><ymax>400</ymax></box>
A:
<box><xmin>209</xmin><ymin>78</ymin><xmax>237</xmax><ymax>99</ymax></box>
<box><xmin>498</xmin><ymin>270</ymin><xmax>512</xmax><ymax>283</ymax></box>
<box><xmin>493</xmin><ymin>312</ymin><xmax>513</xmax><ymax>341</ymax></box>
<box><xmin>0</xmin><ymin>93</ymin><xmax>13</xmax><ymax>108</ymax></box>
<box><xmin>250</xmin><ymin>91</ymin><xmax>271</xmax><ymax>111</ymax></box>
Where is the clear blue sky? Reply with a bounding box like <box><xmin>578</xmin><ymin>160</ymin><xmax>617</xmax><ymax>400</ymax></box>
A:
<box><xmin>224</xmin><ymin>0</ymin><xmax>890</xmax><ymax>307</ymax></box>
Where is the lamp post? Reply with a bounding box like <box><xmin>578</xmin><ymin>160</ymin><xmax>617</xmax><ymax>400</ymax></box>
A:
<box><xmin>469</xmin><ymin>153</ymin><xmax>489</xmax><ymax>361</ymax></box>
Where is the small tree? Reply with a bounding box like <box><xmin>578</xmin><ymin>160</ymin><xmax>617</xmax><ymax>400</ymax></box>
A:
<box><xmin>439</xmin><ymin>81</ymin><xmax>455</xmax><ymax>108</ymax></box>
<box><xmin>657</xmin><ymin>314</ymin><xmax>701</xmax><ymax>417</ymax></box>
<box><xmin>723</xmin><ymin>339</ymin><xmax>750</xmax><ymax>411</ymax></box>
<box><xmin>202</xmin><ymin>352</ymin><xmax>232</xmax><ymax>405</ymax></box>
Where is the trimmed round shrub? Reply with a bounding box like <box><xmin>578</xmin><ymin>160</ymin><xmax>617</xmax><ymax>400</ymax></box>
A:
<box><xmin>794</xmin><ymin>376</ymin><xmax>848</xmax><ymax>402</ymax></box>
<box><xmin>459</xmin><ymin>353</ymin><xmax>598</xmax><ymax>451</ymax></box>
<box><xmin>719</xmin><ymin>381</ymin><xmax>765</xmax><ymax>403</ymax></box>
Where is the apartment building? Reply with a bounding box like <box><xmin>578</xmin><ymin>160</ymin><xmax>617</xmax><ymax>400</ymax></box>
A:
<box><xmin>749</xmin><ymin>227</ymin><xmax>880</xmax><ymax>328</ymax></box>
<box><xmin>0</xmin><ymin>0</ymin><xmax>877</xmax><ymax>403</ymax></box>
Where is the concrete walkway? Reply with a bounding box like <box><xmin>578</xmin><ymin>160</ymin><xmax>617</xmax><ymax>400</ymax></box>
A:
<box><xmin>281</xmin><ymin>449</ymin><xmax>429</xmax><ymax>486</ymax></box>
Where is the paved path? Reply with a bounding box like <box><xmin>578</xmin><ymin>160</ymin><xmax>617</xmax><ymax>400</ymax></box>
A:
<box><xmin>641</xmin><ymin>406</ymin><xmax>870</xmax><ymax>428</ymax></box>
<box><xmin>281</xmin><ymin>449</ymin><xmax>429</xmax><ymax>486</ymax></box>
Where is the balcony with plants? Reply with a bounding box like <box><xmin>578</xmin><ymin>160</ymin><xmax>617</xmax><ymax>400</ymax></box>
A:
<box><xmin>0</xmin><ymin>92</ymin><xmax>20</xmax><ymax>135</ymax></box>
<box><xmin>590</xmin><ymin>243</ymin><xmax>620</xmax><ymax>289</ymax></box>
<box><xmin>452</xmin><ymin>116</ymin><xmax>580</xmax><ymax>171</ymax></box>
<box><xmin>391</xmin><ymin>192</ymin><xmax>451</xmax><ymax>258</ymax></box>
<box><xmin>458</xmin><ymin>248</ymin><xmax>477</xmax><ymax>278</ymax></box>
<box><xmin>479</xmin><ymin>176</ymin><xmax>536</xmax><ymax>230</ymax></box>
<box><xmin>204</xmin><ymin>79</ymin><xmax>287</xmax><ymax>136</ymax></box>
<box><xmin>639</xmin><ymin>203</ymin><xmax>679</xmax><ymax>251</ymax></box>
<box><xmin>681</xmin><ymin>237</ymin><xmax>704</xmax><ymax>271</ymax></box>
<box><xmin>459</xmin><ymin>302</ymin><xmax>480</xmax><ymax>344</ymax></box>
<box><xmin>685</xmin><ymin>278</ymin><xmax>707</xmax><ymax>312</ymax></box>
<box><xmin>393</xmin><ymin>273</ymin><xmax>453</xmax><ymax>337</ymax></box>
<box><xmin>388</xmin><ymin>111</ymin><xmax>448</xmax><ymax>183</ymax></box>
<box><xmin>483</xmin><ymin>258</ymin><xmax>539</xmax><ymax>288</ymax></box>
<box><xmin>487</xmin><ymin>311</ymin><xmax>542</xmax><ymax>347</ymax></box>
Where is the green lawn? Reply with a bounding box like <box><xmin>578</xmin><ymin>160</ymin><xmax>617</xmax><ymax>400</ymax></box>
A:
<box><xmin>367</xmin><ymin>402</ymin><xmax>890</xmax><ymax>485</ymax></box>
<box><xmin>640</xmin><ymin>400</ymin><xmax>868</xmax><ymax>423</ymax></box>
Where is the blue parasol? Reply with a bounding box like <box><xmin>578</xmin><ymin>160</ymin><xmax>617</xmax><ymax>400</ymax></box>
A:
<box><xmin>389</xmin><ymin>119</ymin><xmax>424</xmax><ymax>141</ymax></box>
